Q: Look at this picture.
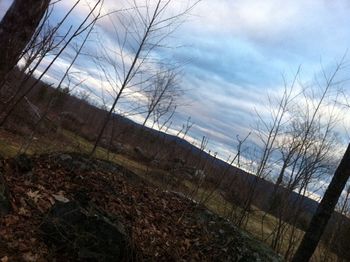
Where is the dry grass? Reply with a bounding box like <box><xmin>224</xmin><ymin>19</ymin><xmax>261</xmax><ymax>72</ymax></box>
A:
<box><xmin>0</xmin><ymin>128</ymin><xmax>165</xmax><ymax>183</ymax></box>
<box><xmin>180</xmin><ymin>179</ymin><xmax>339</xmax><ymax>261</ymax></box>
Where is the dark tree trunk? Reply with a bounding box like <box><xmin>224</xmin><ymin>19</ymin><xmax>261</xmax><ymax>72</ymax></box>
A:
<box><xmin>0</xmin><ymin>0</ymin><xmax>50</xmax><ymax>83</ymax></box>
<box><xmin>292</xmin><ymin>143</ymin><xmax>350</xmax><ymax>262</ymax></box>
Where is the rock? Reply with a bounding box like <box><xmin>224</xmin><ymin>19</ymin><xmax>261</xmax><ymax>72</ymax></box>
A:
<box><xmin>58</xmin><ymin>154</ymin><xmax>73</xmax><ymax>162</ymax></box>
<box><xmin>150</xmin><ymin>159</ymin><xmax>160</xmax><ymax>167</ymax></box>
<box><xmin>74</xmin><ymin>190</ymin><xmax>91</xmax><ymax>208</ymax></box>
<box><xmin>54</xmin><ymin>153</ymin><xmax>93</xmax><ymax>172</ymax></box>
<box><xmin>14</xmin><ymin>154</ymin><xmax>32</xmax><ymax>173</ymax></box>
<box><xmin>40</xmin><ymin>201</ymin><xmax>129</xmax><ymax>262</ymax></box>
<box><xmin>73</xmin><ymin>160</ymin><xmax>89</xmax><ymax>171</ymax></box>
<box><xmin>0</xmin><ymin>172</ymin><xmax>10</xmax><ymax>216</ymax></box>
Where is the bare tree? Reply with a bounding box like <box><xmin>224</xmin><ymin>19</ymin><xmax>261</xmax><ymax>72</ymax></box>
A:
<box><xmin>90</xmin><ymin>0</ymin><xmax>199</xmax><ymax>156</ymax></box>
<box><xmin>176</xmin><ymin>116</ymin><xmax>194</xmax><ymax>139</ymax></box>
<box><xmin>235</xmin><ymin>72</ymin><xmax>300</xmax><ymax>229</ymax></box>
<box><xmin>20</xmin><ymin>14</ymin><xmax>60</xmax><ymax>76</ymax></box>
<box><xmin>18</xmin><ymin>14</ymin><xmax>99</xmax><ymax>154</ymax></box>
<box><xmin>142</xmin><ymin>69</ymin><xmax>181</xmax><ymax>127</ymax></box>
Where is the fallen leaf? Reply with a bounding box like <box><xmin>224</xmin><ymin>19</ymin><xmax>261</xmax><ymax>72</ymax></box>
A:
<box><xmin>52</xmin><ymin>194</ymin><xmax>70</xmax><ymax>203</ymax></box>
<box><xmin>18</xmin><ymin>207</ymin><xmax>29</xmax><ymax>216</ymax></box>
<box><xmin>26</xmin><ymin>190</ymin><xmax>40</xmax><ymax>203</ymax></box>
<box><xmin>23</xmin><ymin>252</ymin><xmax>38</xmax><ymax>262</ymax></box>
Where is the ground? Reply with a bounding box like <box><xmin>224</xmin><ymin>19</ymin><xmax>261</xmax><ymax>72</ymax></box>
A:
<box><xmin>0</xmin><ymin>152</ymin><xmax>282</xmax><ymax>261</ymax></box>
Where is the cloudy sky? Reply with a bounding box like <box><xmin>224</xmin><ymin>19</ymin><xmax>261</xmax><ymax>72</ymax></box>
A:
<box><xmin>173</xmin><ymin>0</ymin><xmax>350</xmax><ymax>145</ymax></box>
<box><xmin>1</xmin><ymin>0</ymin><xmax>350</xmax><ymax>169</ymax></box>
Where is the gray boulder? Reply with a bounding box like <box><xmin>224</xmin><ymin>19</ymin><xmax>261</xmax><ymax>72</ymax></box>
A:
<box><xmin>40</xmin><ymin>201</ymin><xmax>130</xmax><ymax>261</ymax></box>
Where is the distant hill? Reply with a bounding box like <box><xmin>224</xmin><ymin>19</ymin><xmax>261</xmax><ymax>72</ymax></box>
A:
<box><xmin>115</xmin><ymin>113</ymin><xmax>349</xmax><ymax>231</ymax></box>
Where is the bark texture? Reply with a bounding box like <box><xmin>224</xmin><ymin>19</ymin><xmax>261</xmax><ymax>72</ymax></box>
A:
<box><xmin>0</xmin><ymin>0</ymin><xmax>50</xmax><ymax>83</ymax></box>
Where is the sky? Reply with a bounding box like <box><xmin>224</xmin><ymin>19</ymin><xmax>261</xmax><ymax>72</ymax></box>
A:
<box><xmin>1</xmin><ymin>0</ymin><xmax>350</xmax><ymax>194</ymax></box>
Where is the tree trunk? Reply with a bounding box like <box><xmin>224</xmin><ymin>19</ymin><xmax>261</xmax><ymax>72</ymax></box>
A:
<box><xmin>0</xmin><ymin>0</ymin><xmax>50</xmax><ymax>84</ymax></box>
<box><xmin>292</xmin><ymin>143</ymin><xmax>350</xmax><ymax>262</ymax></box>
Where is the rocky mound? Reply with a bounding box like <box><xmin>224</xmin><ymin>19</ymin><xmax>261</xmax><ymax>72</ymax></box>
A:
<box><xmin>0</xmin><ymin>153</ymin><xmax>282</xmax><ymax>261</ymax></box>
